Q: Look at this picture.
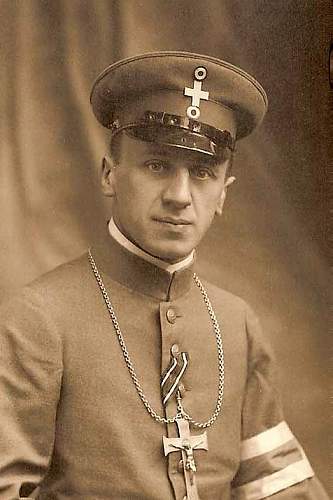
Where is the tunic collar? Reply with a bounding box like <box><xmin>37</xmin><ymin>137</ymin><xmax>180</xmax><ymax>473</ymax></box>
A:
<box><xmin>108</xmin><ymin>218</ymin><xmax>195</xmax><ymax>274</ymax></box>
<box><xmin>90</xmin><ymin>224</ymin><xmax>195</xmax><ymax>302</ymax></box>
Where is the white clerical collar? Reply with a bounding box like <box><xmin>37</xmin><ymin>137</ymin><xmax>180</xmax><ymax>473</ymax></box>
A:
<box><xmin>108</xmin><ymin>218</ymin><xmax>194</xmax><ymax>274</ymax></box>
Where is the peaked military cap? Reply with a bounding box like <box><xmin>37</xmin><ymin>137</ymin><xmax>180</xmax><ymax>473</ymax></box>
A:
<box><xmin>90</xmin><ymin>51</ymin><xmax>268</xmax><ymax>158</ymax></box>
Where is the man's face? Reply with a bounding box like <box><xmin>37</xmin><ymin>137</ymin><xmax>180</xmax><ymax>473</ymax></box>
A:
<box><xmin>101</xmin><ymin>133</ymin><xmax>233</xmax><ymax>263</ymax></box>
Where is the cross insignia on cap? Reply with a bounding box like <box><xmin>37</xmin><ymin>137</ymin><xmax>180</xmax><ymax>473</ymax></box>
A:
<box><xmin>184</xmin><ymin>66</ymin><xmax>209</xmax><ymax>120</ymax></box>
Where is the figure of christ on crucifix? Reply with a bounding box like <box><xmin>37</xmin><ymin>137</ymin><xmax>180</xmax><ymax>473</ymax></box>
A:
<box><xmin>163</xmin><ymin>402</ymin><xmax>209</xmax><ymax>500</ymax></box>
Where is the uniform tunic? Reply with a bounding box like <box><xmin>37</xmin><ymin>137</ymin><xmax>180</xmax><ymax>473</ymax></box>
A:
<box><xmin>0</xmin><ymin>229</ymin><xmax>328</xmax><ymax>499</ymax></box>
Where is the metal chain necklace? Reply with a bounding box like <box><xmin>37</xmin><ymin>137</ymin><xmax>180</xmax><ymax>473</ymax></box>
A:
<box><xmin>88</xmin><ymin>250</ymin><xmax>225</xmax><ymax>429</ymax></box>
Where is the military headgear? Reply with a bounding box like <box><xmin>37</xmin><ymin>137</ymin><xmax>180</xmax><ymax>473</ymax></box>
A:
<box><xmin>90</xmin><ymin>51</ymin><xmax>267</xmax><ymax>159</ymax></box>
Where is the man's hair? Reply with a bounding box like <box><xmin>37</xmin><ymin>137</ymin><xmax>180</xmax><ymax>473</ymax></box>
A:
<box><xmin>109</xmin><ymin>133</ymin><xmax>123</xmax><ymax>165</ymax></box>
<box><xmin>225</xmin><ymin>151</ymin><xmax>234</xmax><ymax>176</ymax></box>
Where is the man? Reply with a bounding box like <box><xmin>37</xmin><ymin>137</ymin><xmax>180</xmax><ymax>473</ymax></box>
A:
<box><xmin>0</xmin><ymin>52</ymin><xmax>328</xmax><ymax>499</ymax></box>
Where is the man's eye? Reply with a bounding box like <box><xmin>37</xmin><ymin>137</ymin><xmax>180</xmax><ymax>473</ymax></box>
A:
<box><xmin>144</xmin><ymin>160</ymin><xmax>165</xmax><ymax>173</ymax></box>
<box><xmin>191</xmin><ymin>167</ymin><xmax>213</xmax><ymax>180</ymax></box>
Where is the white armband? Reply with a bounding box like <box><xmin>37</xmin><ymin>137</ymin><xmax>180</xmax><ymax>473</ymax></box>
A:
<box><xmin>232</xmin><ymin>421</ymin><xmax>314</xmax><ymax>500</ymax></box>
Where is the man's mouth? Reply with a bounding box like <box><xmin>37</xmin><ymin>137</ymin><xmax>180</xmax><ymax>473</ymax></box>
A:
<box><xmin>153</xmin><ymin>217</ymin><xmax>193</xmax><ymax>226</ymax></box>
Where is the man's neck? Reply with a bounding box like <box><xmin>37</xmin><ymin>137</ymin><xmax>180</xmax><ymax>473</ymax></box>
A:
<box><xmin>108</xmin><ymin>218</ymin><xmax>194</xmax><ymax>274</ymax></box>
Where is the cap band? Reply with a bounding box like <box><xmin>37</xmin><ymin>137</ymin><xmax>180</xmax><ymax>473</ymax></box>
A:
<box><xmin>109</xmin><ymin>110</ymin><xmax>235</xmax><ymax>158</ymax></box>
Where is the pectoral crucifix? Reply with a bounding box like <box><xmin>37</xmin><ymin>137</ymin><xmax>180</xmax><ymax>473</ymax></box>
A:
<box><xmin>163</xmin><ymin>418</ymin><xmax>208</xmax><ymax>500</ymax></box>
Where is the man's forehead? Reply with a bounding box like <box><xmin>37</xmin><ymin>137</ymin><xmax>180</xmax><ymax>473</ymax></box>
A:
<box><xmin>123</xmin><ymin>135</ymin><xmax>222</xmax><ymax>166</ymax></box>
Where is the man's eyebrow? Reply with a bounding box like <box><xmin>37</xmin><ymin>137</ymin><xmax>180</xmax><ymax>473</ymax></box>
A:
<box><xmin>193</xmin><ymin>157</ymin><xmax>221</xmax><ymax>169</ymax></box>
<box><xmin>143</xmin><ymin>149</ymin><xmax>169</xmax><ymax>159</ymax></box>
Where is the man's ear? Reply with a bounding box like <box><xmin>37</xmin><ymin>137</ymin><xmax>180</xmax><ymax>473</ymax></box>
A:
<box><xmin>101</xmin><ymin>155</ymin><xmax>116</xmax><ymax>197</ymax></box>
<box><xmin>215</xmin><ymin>176</ymin><xmax>236</xmax><ymax>216</ymax></box>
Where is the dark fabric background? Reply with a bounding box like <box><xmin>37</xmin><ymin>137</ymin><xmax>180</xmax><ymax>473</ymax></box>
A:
<box><xmin>1</xmin><ymin>0</ymin><xmax>331</xmax><ymax>492</ymax></box>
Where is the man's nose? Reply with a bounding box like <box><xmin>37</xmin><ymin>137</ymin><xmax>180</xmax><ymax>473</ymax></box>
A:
<box><xmin>162</xmin><ymin>169</ymin><xmax>192</xmax><ymax>208</ymax></box>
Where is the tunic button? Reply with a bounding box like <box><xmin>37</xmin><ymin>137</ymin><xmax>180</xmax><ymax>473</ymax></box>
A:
<box><xmin>179</xmin><ymin>383</ymin><xmax>186</xmax><ymax>396</ymax></box>
<box><xmin>171</xmin><ymin>344</ymin><xmax>180</xmax><ymax>357</ymax></box>
<box><xmin>166</xmin><ymin>307</ymin><xmax>177</xmax><ymax>324</ymax></box>
<box><xmin>178</xmin><ymin>459</ymin><xmax>183</xmax><ymax>472</ymax></box>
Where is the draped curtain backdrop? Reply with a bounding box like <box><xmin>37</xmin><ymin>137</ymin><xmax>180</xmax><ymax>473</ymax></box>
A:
<box><xmin>1</xmin><ymin>0</ymin><xmax>331</xmax><ymax>492</ymax></box>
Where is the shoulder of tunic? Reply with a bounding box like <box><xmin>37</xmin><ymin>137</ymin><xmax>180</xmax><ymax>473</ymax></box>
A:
<box><xmin>197</xmin><ymin>277</ymin><xmax>250</xmax><ymax>316</ymax></box>
<box><xmin>0</xmin><ymin>252</ymin><xmax>91</xmax><ymax>318</ymax></box>
<box><xmin>195</xmin><ymin>278</ymin><xmax>271</xmax><ymax>357</ymax></box>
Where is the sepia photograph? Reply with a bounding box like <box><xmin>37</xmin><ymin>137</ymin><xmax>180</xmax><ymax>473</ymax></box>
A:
<box><xmin>0</xmin><ymin>1</ymin><xmax>331</xmax><ymax>498</ymax></box>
